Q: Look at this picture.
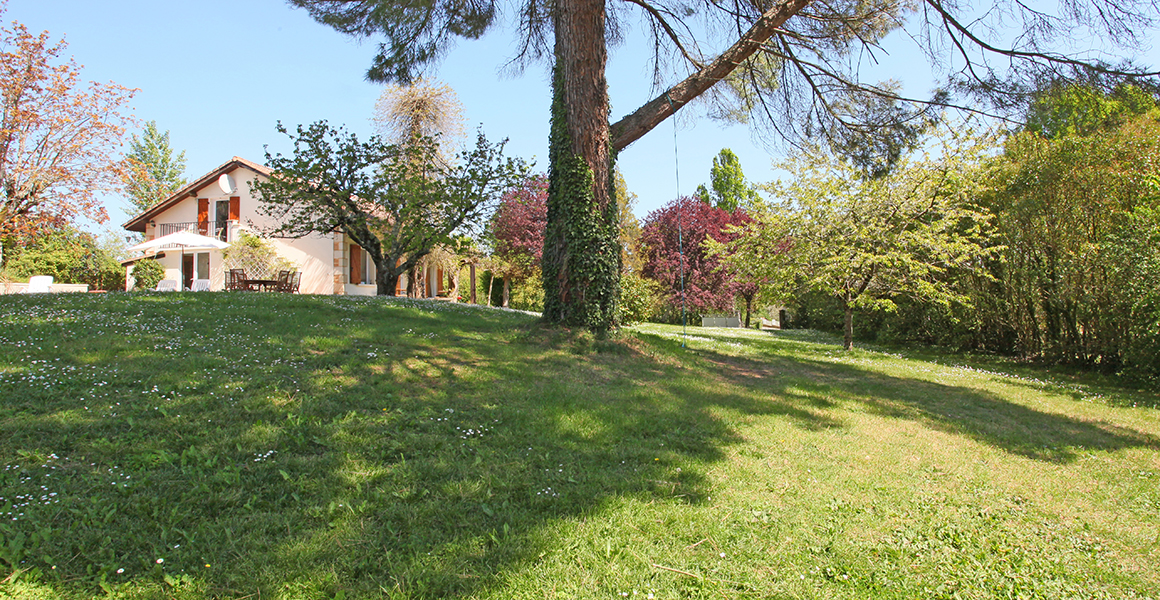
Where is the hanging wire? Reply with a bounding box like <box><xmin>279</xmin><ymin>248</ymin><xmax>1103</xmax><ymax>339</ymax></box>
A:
<box><xmin>665</xmin><ymin>93</ymin><xmax>687</xmax><ymax>347</ymax></box>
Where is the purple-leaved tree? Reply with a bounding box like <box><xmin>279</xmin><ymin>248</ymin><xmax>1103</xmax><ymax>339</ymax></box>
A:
<box><xmin>641</xmin><ymin>196</ymin><xmax>753</xmax><ymax>319</ymax></box>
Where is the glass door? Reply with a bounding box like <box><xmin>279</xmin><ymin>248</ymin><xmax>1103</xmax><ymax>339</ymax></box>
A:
<box><xmin>215</xmin><ymin>200</ymin><xmax>231</xmax><ymax>241</ymax></box>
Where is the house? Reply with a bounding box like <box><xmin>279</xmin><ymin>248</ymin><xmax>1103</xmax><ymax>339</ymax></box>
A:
<box><xmin>122</xmin><ymin>156</ymin><xmax>453</xmax><ymax>296</ymax></box>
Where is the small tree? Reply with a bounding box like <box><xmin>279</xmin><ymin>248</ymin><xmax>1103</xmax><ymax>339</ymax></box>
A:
<box><xmin>716</xmin><ymin>128</ymin><xmax>997</xmax><ymax>350</ymax></box>
<box><xmin>252</xmin><ymin>121</ymin><xmax>524</xmax><ymax>295</ymax></box>
<box><xmin>614</xmin><ymin>168</ymin><xmax>643</xmax><ymax>274</ymax></box>
<box><xmin>491</xmin><ymin>174</ymin><xmax>548</xmax><ymax>306</ymax></box>
<box><xmin>706</xmin><ymin>149</ymin><xmax>759</xmax><ymax>212</ymax></box>
<box><xmin>640</xmin><ymin>197</ymin><xmax>753</xmax><ymax>319</ymax></box>
<box><xmin>123</xmin><ymin>121</ymin><xmax>188</xmax><ymax>214</ymax></box>
<box><xmin>221</xmin><ymin>231</ymin><xmax>294</xmax><ymax>280</ymax></box>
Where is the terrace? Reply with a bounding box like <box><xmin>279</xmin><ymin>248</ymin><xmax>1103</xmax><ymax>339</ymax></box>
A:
<box><xmin>154</xmin><ymin>220</ymin><xmax>237</xmax><ymax>243</ymax></box>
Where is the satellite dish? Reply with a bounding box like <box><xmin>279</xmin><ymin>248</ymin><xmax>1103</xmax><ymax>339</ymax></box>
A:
<box><xmin>218</xmin><ymin>173</ymin><xmax>237</xmax><ymax>195</ymax></box>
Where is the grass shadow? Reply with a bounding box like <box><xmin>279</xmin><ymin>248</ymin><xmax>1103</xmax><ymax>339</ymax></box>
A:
<box><xmin>659</xmin><ymin>328</ymin><xmax>1160</xmax><ymax>463</ymax></box>
<box><xmin>0</xmin><ymin>294</ymin><xmax>819</xmax><ymax>598</ymax></box>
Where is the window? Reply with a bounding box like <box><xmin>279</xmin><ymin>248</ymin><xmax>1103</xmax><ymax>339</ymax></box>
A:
<box><xmin>361</xmin><ymin>249</ymin><xmax>373</xmax><ymax>285</ymax></box>
<box><xmin>196</xmin><ymin>252</ymin><xmax>210</xmax><ymax>280</ymax></box>
<box><xmin>350</xmin><ymin>245</ymin><xmax>374</xmax><ymax>285</ymax></box>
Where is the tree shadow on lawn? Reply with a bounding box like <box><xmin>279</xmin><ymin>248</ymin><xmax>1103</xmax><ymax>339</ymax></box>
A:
<box><xmin>0</xmin><ymin>294</ymin><xmax>837</xmax><ymax>598</ymax></box>
<box><xmin>654</xmin><ymin>330</ymin><xmax>1160</xmax><ymax>464</ymax></box>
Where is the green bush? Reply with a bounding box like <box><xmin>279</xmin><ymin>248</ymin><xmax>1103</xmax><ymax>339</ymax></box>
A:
<box><xmin>3</xmin><ymin>232</ymin><xmax>84</xmax><ymax>283</ymax></box>
<box><xmin>2</xmin><ymin>228</ymin><xmax>126</xmax><ymax>290</ymax></box>
<box><xmin>78</xmin><ymin>248</ymin><xmax>126</xmax><ymax>291</ymax></box>
<box><xmin>509</xmin><ymin>271</ymin><xmax>544</xmax><ymax>312</ymax></box>
<box><xmin>617</xmin><ymin>271</ymin><xmax>662</xmax><ymax>325</ymax></box>
<box><xmin>132</xmin><ymin>258</ymin><xmax>165</xmax><ymax>290</ymax></box>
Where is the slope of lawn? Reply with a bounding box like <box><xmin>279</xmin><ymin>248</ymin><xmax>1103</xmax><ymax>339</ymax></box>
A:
<box><xmin>0</xmin><ymin>292</ymin><xmax>1157</xmax><ymax>599</ymax></box>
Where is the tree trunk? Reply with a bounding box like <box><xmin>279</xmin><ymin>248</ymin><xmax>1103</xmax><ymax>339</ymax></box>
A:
<box><xmin>536</xmin><ymin>0</ymin><xmax>815</xmax><ymax>333</ymax></box>
<box><xmin>541</xmin><ymin>0</ymin><xmax>620</xmax><ymax>332</ymax></box>
<box><xmin>486</xmin><ymin>272</ymin><xmax>494</xmax><ymax>307</ymax></box>
<box><xmin>842</xmin><ymin>295</ymin><xmax>854</xmax><ymax>351</ymax></box>
<box><xmin>744</xmin><ymin>294</ymin><xmax>753</xmax><ymax>328</ymax></box>
<box><xmin>407</xmin><ymin>265</ymin><xmax>420</xmax><ymax>298</ymax></box>
<box><xmin>469</xmin><ymin>263</ymin><xmax>477</xmax><ymax>304</ymax></box>
<box><xmin>374</xmin><ymin>258</ymin><xmax>402</xmax><ymax>296</ymax></box>
<box><xmin>503</xmin><ymin>278</ymin><xmax>510</xmax><ymax>308</ymax></box>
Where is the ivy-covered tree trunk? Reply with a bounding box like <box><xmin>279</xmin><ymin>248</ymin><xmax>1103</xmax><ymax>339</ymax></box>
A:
<box><xmin>541</xmin><ymin>0</ymin><xmax>620</xmax><ymax>333</ymax></box>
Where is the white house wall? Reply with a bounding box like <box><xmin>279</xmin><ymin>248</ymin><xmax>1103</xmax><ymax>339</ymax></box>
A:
<box><xmin>232</xmin><ymin>168</ymin><xmax>336</xmax><ymax>294</ymax></box>
<box><xmin>135</xmin><ymin>164</ymin><xmax>339</xmax><ymax>294</ymax></box>
<box><xmin>269</xmin><ymin>236</ymin><xmax>335</xmax><ymax>295</ymax></box>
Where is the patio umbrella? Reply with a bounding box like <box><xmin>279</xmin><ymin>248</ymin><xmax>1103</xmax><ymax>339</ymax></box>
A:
<box><xmin>128</xmin><ymin>230</ymin><xmax>232</xmax><ymax>288</ymax></box>
<box><xmin>129</xmin><ymin>229</ymin><xmax>231</xmax><ymax>256</ymax></box>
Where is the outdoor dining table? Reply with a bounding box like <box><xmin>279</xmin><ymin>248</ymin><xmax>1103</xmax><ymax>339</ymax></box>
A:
<box><xmin>243</xmin><ymin>279</ymin><xmax>280</xmax><ymax>291</ymax></box>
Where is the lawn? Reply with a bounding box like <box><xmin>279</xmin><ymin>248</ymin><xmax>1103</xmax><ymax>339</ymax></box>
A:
<box><xmin>0</xmin><ymin>292</ymin><xmax>1157</xmax><ymax>599</ymax></box>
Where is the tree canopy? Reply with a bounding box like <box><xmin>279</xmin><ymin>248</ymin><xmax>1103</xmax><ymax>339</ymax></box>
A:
<box><xmin>290</xmin><ymin>0</ymin><xmax>1157</xmax><ymax>148</ymax></box>
<box><xmin>1025</xmin><ymin>83</ymin><xmax>1158</xmax><ymax>139</ymax></box>
<box><xmin>123</xmin><ymin>121</ymin><xmax>188</xmax><ymax>214</ymax></box>
<box><xmin>252</xmin><ymin>121</ymin><xmax>525</xmax><ymax>295</ymax></box>
<box><xmin>289</xmin><ymin>0</ymin><xmax>1160</xmax><ymax>332</ymax></box>
<box><xmin>372</xmin><ymin>78</ymin><xmax>467</xmax><ymax>165</ymax></box>
<box><xmin>640</xmin><ymin>196</ymin><xmax>752</xmax><ymax>316</ymax></box>
<box><xmin>715</xmin><ymin>128</ymin><xmax>997</xmax><ymax>350</ymax></box>
<box><xmin>0</xmin><ymin>10</ymin><xmax>135</xmax><ymax>238</ymax></box>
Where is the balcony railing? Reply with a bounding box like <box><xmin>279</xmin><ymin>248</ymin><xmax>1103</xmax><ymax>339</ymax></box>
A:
<box><xmin>159</xmin><ymin>221</ymin><xmax>232</xmax><ymax>242</ymax></box>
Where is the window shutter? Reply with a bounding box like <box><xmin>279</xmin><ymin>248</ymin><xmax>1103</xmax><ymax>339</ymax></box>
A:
<box><xmin>228</xmin><ymin>196</ymin><xmax>240</xmax><ymax>220</ymax></box>
<box><xmin>350</xmin><ymin>245</ymin><xmax>362</xmax><ymax>284</ymax></box>
<box><xmin>197</xmin><ymin>198</ymin><xmax>209</xmax><ymax>234</ymax></box>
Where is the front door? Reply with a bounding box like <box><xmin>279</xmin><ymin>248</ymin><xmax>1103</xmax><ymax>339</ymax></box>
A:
<box><xmin>182</xmin><ymin>254</ymin><xmax>194</xmax><ymax>291</ymax></box>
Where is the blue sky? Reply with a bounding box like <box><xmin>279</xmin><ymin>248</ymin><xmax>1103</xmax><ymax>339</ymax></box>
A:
<box><xmin>7</xmin><ymin>0</ymin><xmax>1157</xmax><ymax>232</ymax></box>
<box><xmin>8</xmin><ymin>0</ymin><xmax>783</xmax><ymax>227</ymax></box>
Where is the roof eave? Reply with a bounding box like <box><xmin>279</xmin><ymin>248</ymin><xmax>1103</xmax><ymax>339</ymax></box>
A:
<box><xmin>122</xmin><ymin>156</ymin><xmax>271</xmax><ymax>232</ymax></box>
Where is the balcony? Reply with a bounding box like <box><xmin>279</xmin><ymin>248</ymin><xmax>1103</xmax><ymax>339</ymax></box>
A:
<box><xmin>158</xmin><ymin>221</ymin><xmax>234</xmax><ymax>242</ymax></box>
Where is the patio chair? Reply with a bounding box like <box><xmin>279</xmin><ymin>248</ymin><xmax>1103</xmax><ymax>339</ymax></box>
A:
<box><xmin>155</xmin><ymin>279</ymin><xmax>179</xmax><ymax>292</ymax></box>
<box><xmin>191</xmin><ymin>279</ymin><xmax>211</xmax><ymax>292</ymax></box>
<box><xmin>21</xmin><ymin>275</ymin><xmax>53</xmax><ymax>294</ymax></box>
<box><xmin>288</xmin><ymin>272</ymin><xmax>301</xmax><ymax>294</ymax></box>
<box><xmin>227</xmin><ymin>269</ymin><xmax>247</xmax><ymax>291</ymax></box>
<box><xmin>275</xmin><ymin>270</ymin><xmax>291</xmax><ymax>293</ymax></box>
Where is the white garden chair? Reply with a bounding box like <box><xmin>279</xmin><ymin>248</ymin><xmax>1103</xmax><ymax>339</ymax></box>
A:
<box><xmin>155</xmin><ymin>279</ymin><xmax>179</xmax><ymax>292</ymax></box>
<box><xmin>191</xmin><ymin>279</ymin><xmax>211</xmax><ymax>292</ymax></box>
<box><xmin>21</xmin><ymin>276</ymin><xmax>53</xmax><ymax>294</ymax></box>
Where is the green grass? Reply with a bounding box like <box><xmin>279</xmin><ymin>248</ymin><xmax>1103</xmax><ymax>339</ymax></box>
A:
<box><xmin>0</xmin><ymin>292</ymin><xmax>1157</xmax><ymax>599</ymax></box>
